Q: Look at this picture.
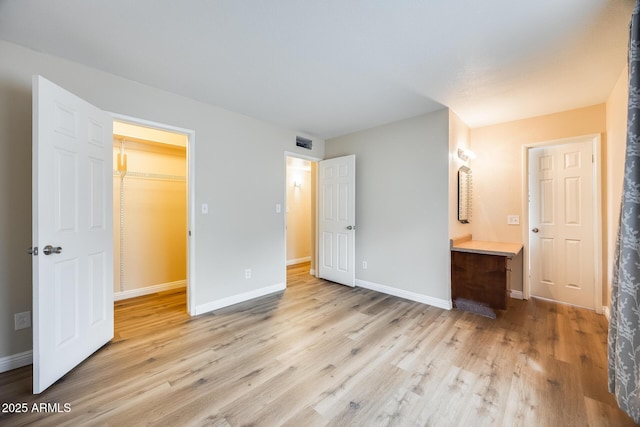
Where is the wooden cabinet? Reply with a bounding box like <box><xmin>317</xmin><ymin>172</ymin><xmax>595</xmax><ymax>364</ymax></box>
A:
<box><xmin>450</xmin><ymin>237</ymin><xmax>524</xmax><ymax>312</ymax></box>
<box><xmin>451</xmin><ymin>251</ymin><xmax>509</xmax><ymax>310</ymax></box>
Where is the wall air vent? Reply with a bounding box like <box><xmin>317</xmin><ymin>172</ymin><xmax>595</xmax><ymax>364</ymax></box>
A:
<box><xmin>296</xmin><ymin>136</ymin><xmax>312</xmax><ymax>150</ymax></box>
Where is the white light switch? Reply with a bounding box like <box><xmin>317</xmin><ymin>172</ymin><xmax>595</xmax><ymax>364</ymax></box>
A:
<box><xmin>507</xmin><ymin>215</ymin><xmax>520</xmax><ymax>225</ymax></box>
<box><xmin>201</xmin><ymin>203</ymin><xmax>209</xmax><ymax>214</ymax></box>
<box><xmin>276</xmin><ymin>203</ymin><xmax>282</xmax><ymax>213</ymax></box>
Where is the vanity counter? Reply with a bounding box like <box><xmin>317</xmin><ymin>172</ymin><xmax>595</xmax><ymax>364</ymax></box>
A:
<box><xmin>450</xmin><ymin>239</ymin><xmax>523</xmax><ymax>257</ymax></box>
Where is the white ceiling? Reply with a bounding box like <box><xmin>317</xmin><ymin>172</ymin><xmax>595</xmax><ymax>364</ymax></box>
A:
<box><xmin>0</xmin><ymin>0</ymin><xmax>634</xmax><ymax>139</ymax></box>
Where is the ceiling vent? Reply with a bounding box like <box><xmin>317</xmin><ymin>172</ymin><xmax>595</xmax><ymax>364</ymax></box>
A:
<box><xmin>296</xmin><ymin>136</ymin><xmax>312</xmax><ymax>150</ymax></box>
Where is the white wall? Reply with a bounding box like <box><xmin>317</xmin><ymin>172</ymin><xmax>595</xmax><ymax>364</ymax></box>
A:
<box><xmin>325</xmin><ymin>110</ymin><xmax>451</xmax><ymax>305</ymax></box>
<box><xmin>0</xmin><ymin>40</ymin><xmax>324</xmax><ymax>360</ymax></box>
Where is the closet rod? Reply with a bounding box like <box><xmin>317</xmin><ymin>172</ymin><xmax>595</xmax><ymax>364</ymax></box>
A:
<box><xmin>113</xmin><ymin>170</ymin><xmax>186</xmax><ymax>182</ymax></box>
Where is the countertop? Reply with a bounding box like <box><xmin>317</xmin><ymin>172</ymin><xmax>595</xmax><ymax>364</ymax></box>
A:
<box><xmin>450</xmin><ymin>235</ymin><xmax>523</xmax><ymax>257</ymax></box>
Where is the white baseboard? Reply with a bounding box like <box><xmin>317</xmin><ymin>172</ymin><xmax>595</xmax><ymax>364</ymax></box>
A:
<box><xmin>286</xmin><ymin>257</ymin><xmax>311</xmax><ymax>266</ymax></box>
<box><xmin>310</xmin><ymin>269</ymin><xmax>316</xmax><ymax>276</ymax></box>
<box><xmin>194</xmin><ymin>283</ymin><xmax>286</xmax><ymax>315</ymax></box>
<box><xmin>603</xmin><ymin>306</ymin><xmax>610</xmax><ymax>322</ymax></box>
<box><xmin>510</xmin><ymin>290</ymin><xmax>524</xmax><ymax>300</ymax></box>
<box><xmin>0</xmin><ymin>350</ymin><xmax>32</xmax><ymax>373</ymax></box>
<box><xmin>114</xmin><ymin>280</ymin><xmax>186</xmax><ymax>301</ymax></box>
<box><xmin>355</xmin><ymin>279</ymin><xmax>452</xmax><ymax>310</ymax></box>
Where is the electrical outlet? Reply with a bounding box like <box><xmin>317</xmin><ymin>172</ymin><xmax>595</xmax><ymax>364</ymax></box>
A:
<box><xmin>245</xmin><ymin>269</ymin><xmax>252</xmax><ymax>279</ymax></box>
<box><xmin>362</xmin><ymin>261</ymin><xmax>368</xmax><ymax>270</ymax></box>
<box><xmin>14</xmin><ymin>311</ymin><xmax>31</xmax><ymax>330</ymax></box>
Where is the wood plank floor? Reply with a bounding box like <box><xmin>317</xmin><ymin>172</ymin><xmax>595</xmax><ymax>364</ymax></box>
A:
<box><xmin>0</xmin><ymin>263</ymin><xmax>636</xmax><ymax>426</ymax></box>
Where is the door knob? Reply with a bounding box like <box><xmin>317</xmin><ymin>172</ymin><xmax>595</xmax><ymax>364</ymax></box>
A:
<box><xmin>531</xmin><ymin>228</ymin><xmax>539</xmax><ymax>233</ymax></box>
<box><xmin>346</xmin><ymin>225</ymin><xmax>356</xmax><ymax>230</ymax></box>
<box><xmin>43</xmin><ymin>245</ymin><xmax>62</xmax><ymax>255</ymax></box>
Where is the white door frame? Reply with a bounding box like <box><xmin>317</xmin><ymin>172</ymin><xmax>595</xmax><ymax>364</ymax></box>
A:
<box><xmin>521</xmin><ymin>133</ymin><xmax>603</xmax><ymax>313</ymax></box>
<box><xmin>283</xmin><ymin>151</ymin><xmax>322</xmax><ymax>283</ymax></box>
<box><xmin>111</xmin><ymin>113</ymin><xmax>197</xmax><ymax>315</ymax></box>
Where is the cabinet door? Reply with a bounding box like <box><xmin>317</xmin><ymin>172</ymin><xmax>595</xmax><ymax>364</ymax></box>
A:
<box><xmin>451</xmin><ymin>252</ymin><xmax>508</xmax><ymax>309</ymax></box>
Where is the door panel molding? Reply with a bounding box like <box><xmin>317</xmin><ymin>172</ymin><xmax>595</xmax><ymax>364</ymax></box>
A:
<box><xmin>521</xmin><ymin>134</ymin><xmax>602</xmax><ymax>313</ymax></box>
<box><xmin>33</xmin><ymin>76</ymin><xmax>114</xmax><ymax>393</ymax></box>
<box><xmin>318</xmin><ymin>155</ymin><xmax>356</xmax><ymax>287</ymax></box>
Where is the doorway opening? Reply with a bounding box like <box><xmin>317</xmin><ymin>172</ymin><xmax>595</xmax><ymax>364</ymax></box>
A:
<box><xmin>522</xmin><ymin>134</ymin><xmax>602</xmax><ymax>312</ymax></box>
<box><xmin>285</xmin><ymin>154</ymin><xmax>319</xmax><ymax>284</ymax></box>
<box><xmin>112</xmin><ymin>120</ymin><xmax>190</xmax><ymax>317</ymax></box>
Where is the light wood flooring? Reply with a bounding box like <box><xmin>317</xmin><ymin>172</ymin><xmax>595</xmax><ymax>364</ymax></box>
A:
<box><xmin>0</xmin><ymin>263</ymin><xmax>636</xmax><ymax>426</ymax></box>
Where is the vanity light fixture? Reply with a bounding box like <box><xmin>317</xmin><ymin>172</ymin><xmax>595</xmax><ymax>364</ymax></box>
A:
<box><xmin>457</xmin><ymin>148</ymin><xmax>476</xmax><ymax>162</ymax></box>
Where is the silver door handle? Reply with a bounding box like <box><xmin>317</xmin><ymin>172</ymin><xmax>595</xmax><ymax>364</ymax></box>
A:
<box><xmin>346</xmin><ymin>225</ymin><xmax>356</xmax><ymax>230</ymax></box>
<box><xmin>531</xmin><ymin>228</ymin><xmax>539</xmax><ymax>233</ymax></box>
<box><xmin>43</xmin><ymin>245</ymin><xmax>62</xmax><ymax>255</ymax></box>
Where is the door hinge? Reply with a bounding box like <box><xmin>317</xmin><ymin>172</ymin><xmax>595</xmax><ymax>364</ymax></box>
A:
<box><xmin>28</xmin><ymin>246</ymin><xmax>38</xmax><ymax>256</ymax></box>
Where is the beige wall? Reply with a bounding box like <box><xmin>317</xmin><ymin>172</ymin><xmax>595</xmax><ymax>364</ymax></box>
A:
<box><xmin>449</xmin><ymin>110</ymin><xmax>473</xmax><ymax>239</ymax></box>
<box><xmin>471</xmin><ymin>104</ymin><xmax>607</xmax><ymax>243</ymax></box>
<box><xmin>605</xmin><ymin>66</ymin><xmax>629</xmax><ymax>309</ymax></box>
<box><xmin>286</xmin><ymin>157</ymin><xmax>312</xmax><ymax>264</ymax></box>
<box><xmin>113</xmin><ymin>122</ymin><xmax>187</xmax><ymax>147</ymax></box>
<box><xmin>113</xmin><ymin>140</ymin><xmax>187</xmax><ymax>294</ymax></box>
<box><xmin>470</xmin><ymin>104</ymin><xmax>608</xmax><ymax>296</ymax></box>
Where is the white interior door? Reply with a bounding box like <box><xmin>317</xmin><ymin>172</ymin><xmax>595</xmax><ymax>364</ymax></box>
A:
<box><xmin>318</xmin><ymin>155</ymin><xmax>356</xmax><ymax>286</ymax></box>
<box><xmin>528</xmin><ymin>139</ymin><xmax>595</xmax><ymax>308</ymax></box>
<box><xmin>32</xmin><ymin>76</ymin><xmax>113</xmax><ymax>393</ymax></box>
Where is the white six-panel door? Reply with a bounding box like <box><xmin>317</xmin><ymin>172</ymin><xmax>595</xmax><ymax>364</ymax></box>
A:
<box><xmin>32</xmin><ymin>76</ymin><xmax>114</xmax><ymax>393</ymax></box>
<box><xmin>529</xmin><ymin>139</ymin><xmax>595</xmax><ymax>308</ymax></box>
<box><xmin>318</xmin><ymin>155</ymin><xmax>356</xmax><ymax>286</ymax></box>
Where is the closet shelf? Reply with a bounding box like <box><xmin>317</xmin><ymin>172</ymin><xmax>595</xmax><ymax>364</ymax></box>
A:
<box><xmin>113</xmin><ymin>170</ymin><xmax>186</xmax><ymax>182</ymax></box>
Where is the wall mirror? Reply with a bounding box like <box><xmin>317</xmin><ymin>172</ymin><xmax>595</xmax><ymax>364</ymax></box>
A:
<box><xmin>458</xmin><ymin>166</ymin><xmax>472</xmax><ymax>224</ymax></box>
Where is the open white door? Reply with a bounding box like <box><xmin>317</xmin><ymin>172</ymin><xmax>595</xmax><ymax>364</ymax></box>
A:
<box><xmin>32</xmin><ymin>76</ymin><xmax>113</xmax><ymax>393</ymax></box>
<box><xmin>318</xmin><ymin>155</ymin><xmax>356</xmax><ymax>286</ymax></box>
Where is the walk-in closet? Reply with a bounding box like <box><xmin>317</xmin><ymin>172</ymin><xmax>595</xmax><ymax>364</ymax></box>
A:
<box><xmin>112</xmin><ymin>121</ymin><xmax>187</xmax><ymax>305</ymax></box>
